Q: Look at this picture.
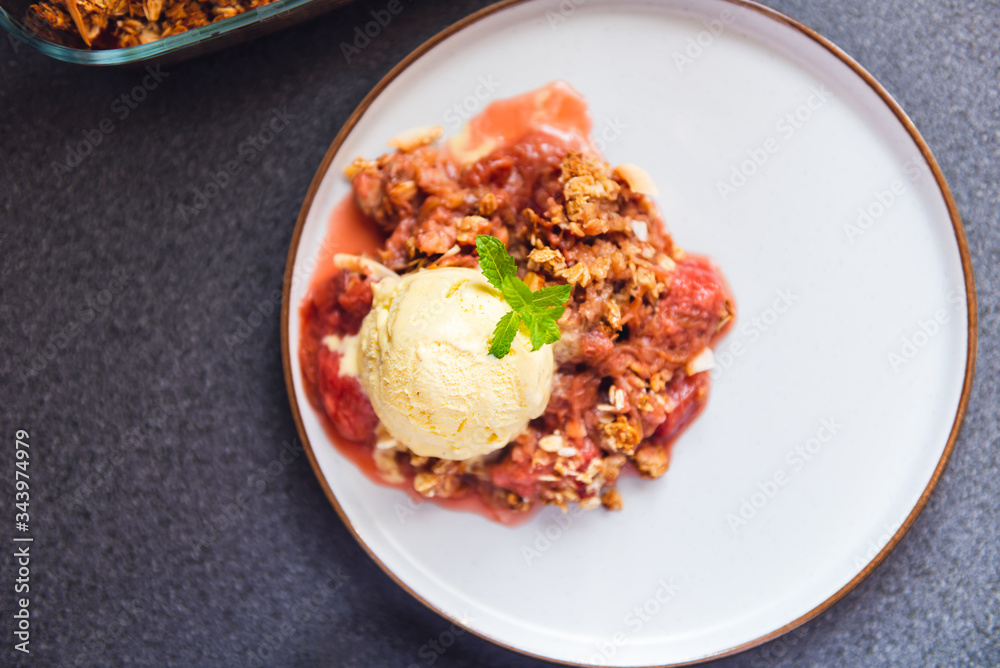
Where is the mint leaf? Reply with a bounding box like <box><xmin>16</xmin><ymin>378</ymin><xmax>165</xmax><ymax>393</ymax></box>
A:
<box><xmin>489</xmin><ymin>311</ymin><xmax>522</xmax><ymax>358</ymax></box>
<box><xmin>477</xmin><ymin>234</ymin><xmax>572</xmax><ymax>359</ymax></box>
<box><xmin>543</xmin><ymin>304</ymin><xmax>567</xmax><ymax>321</ymax></box>
<box><xmin>528</xmin><ymin>283</ymin><xmax>572</xmax><ymax>309</ymax></box>
<box><xmin>476</xmin><ymin>235</ymin><xmax>515</xmax><ymax>290</ymax></box>
<box><xmin>524</xmin><ymin>312</ymin><xmax>562</xmax><ymax>351</ymax></box>
<box><xmin>500</xmin><ymin>275</ymin><xmax>534</xmax><ymax>313</ymax></box>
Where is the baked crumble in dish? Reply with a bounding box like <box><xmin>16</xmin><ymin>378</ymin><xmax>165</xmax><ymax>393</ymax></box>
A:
<box><xmin>25</xmin><ymin>0</ymin><xmax>278</xmax><ymax>48</ymax></box>
<box><xmin>299</xmin><ymin>83</ymin><xmax>734</xmax><ymax>521</ymax></box>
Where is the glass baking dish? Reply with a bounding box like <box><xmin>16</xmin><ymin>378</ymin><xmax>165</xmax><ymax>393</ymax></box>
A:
<box><xmin>0</xmin><ymin>0</ymin><xmax>351</xmax><ymax>65</ymax></box>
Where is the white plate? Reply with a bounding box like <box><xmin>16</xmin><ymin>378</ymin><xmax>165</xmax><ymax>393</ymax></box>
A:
<box><xmin>281</xmin><ymin>1</ymin><xmax>976</xmax><ymax>665</ymax></box>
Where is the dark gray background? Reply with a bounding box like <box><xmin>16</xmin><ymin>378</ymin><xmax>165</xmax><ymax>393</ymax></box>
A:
<box><xmin>1</xmin><ymin>0</ymin><xmax>997</xmax><ymax>666</ymax></box>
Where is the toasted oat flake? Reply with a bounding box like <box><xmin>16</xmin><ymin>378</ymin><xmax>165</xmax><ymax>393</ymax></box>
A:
<box><xmin>344</xmin><ymin>157</ymin><xmax>377</xmax><ymax>179</ymax></box>
<box><xmin>602</xmin><ymin>300</ymin><xmax>623</xmax><ymax>331</ymax></box>
<box><xmin>557</xmin><ymin>446</ymin><xmax>579</xmax><ymax>458</ymax></box>
<box><xmin>610</xmin><ymin>386</ymin><xmax>626</xmax><ymax>411</ymax></box>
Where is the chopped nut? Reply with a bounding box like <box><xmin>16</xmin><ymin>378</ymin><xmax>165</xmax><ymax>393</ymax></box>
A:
<box><xmin>630</xmin><ymin>219</ymin><xmax>649</xmax><ymax>242</ymax></box>
<box><xmin>505</xmin><ymin>491</ymin><xmax>530</xmax><ymax>511</ymax></box>
<box><xmin>560</xmin><ymin>262</ymin><xmax>591</xmax><ymax>287</ymax></box>
<box><xmin>478</xmin><ymin>192</ymin><xmax>498</xmax><ymax>215</ymax></box>
<box><xmin>649</xmin><ymin>371</ymin><xmax>669</xmax><ymax>393</ymax></box>
<box><xmin>456</xmin><ymin>215</ymin><xmax>490</xmax><ymax>244</ymax></box>
<box><xmin>413</xmin><ymin>472</ymin><xmax>438</xmax><ymax>496</ymax></box>
<box><xmin>528</xmin><ymin>247</ymin><xmax>567</xmax><ymax>274</ymax></box>
<box><xmin>601</xmin><ymin>489</ymin><xmax>623</xmax><ymax>511</ymax></box>
<box><xmin>538</xmin><ymin>433</ymin><xmax>565</xmax><ymax>453</ymax></box>
<box><xmin>522</xmin><ymin>271</ymin><xmax>545</xmax><ymax>291</ymax></box>
<box><xmin>566</xmin><ymin>419</ymin><xmax>587</xmax><ymax>439</ymax></box>
<box><xmin>557</xmin><ymin>446</ymin><xmax>579</xmax><ymax>458</ymax></box>
<box><xmin>635</xmin><ymin>444</ymin><xmax>669</xmax><ymax>479</ymax></box>
<box><xmin>579</xmin><ymin>496</ymin><xmax>601</xmax><ymax>511</ymax></box>
<box><xmin>143</xmin><ymin>0</ymin><xmax>163</xmax><ymax>21</ymax></box>
<box><xmin>602</xmin><ymin>454</ymin><xmax>627</xmax><ymax>480</ymax></box>
<box><xmin>457</xmin><ymin>214</ymin><xmax>488</xmax><ymax>230</ymax></box>
<box><xmin>686</xmin><ymin>347</ymin><xmax>715</xmax><ymax>375</ymax></box>
<box><xmin>601</xmin><ymin>299</ymin><xmax>622</xmax><ymax>332</ymax></box>
<box><xmin>601</xmin><ymin>415</ymin><xmax>641</xmax><ymax>455</ymax></box>
<box><xmin>413</xmin><ymin>469</ymin><xmax>464</xmax><ymax>498</ymax></box>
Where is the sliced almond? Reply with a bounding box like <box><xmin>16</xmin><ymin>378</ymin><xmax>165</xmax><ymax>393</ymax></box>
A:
<box><xmin>387</xmin><ymin>125</ymin><xmax>443</xmax><ymax>152</ymax></box>
<box><xmin>614</xmin><ymin>163</ymin><xmax>659</xmax><ymax>196</ymax></box>
<box><xmin>332</xmin><ymin>253</ymin><xmax>400</xmax><ymax>281</ymax></box>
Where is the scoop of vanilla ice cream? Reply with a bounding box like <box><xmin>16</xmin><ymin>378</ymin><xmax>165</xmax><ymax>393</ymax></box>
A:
<box><xmin>357</xmin><ymin>267</ymin><xmax>554</xmax><ymax>460</ymax></box>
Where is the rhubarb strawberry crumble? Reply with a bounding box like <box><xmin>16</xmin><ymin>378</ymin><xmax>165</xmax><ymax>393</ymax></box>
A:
<box><xmin>298</xmin><ymin>82</ymin><xmax>734</xmax><ymax>520</ymax></box>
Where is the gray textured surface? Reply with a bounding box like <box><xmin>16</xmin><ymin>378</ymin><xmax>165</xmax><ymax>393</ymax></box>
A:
<box><xmin>0</xmin><ymin>0</ymin><xmax>997</xmax><ymax>666</ymax></box>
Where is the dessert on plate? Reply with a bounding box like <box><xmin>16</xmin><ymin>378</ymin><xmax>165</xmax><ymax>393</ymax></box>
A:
<box><xmin>299</xmin><ymin>82</ymin><xmax>734</xmax><ymax>521</ymax></box>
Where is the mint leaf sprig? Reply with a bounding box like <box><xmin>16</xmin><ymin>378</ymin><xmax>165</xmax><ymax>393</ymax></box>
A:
<box><xmin>476</xmin><ymin>235</ymin><xmax>572</xmax><ymax>358</ymax></box>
